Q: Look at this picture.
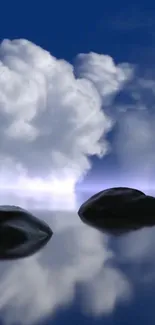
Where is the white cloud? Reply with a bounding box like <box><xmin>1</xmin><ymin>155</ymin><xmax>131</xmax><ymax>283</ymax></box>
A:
<box><xmin>75</xmin><ymin>53</ymin><xmax>155</xmax><ymax>190</ymax></box>
<box><xmin>0</xmin><ymin>40</ymin><xmax>107</xmax><ymax>195</ymax></box>
<box><xmin>75</xmin><ymin>52</ymin><xmax>133</xmax><ymax>103</ymax></box>
<box><xmin>0</xmin><ymin>39</ymin><xmax>154</xmax><ymax>196</ymax></box>
<box><xmin>0</xmin><ymin>39</ymin><xmax>133</xmax><ymax>203</ymax></box>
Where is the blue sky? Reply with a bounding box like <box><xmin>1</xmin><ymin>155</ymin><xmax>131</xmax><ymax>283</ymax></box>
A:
<box><xmin>0</xmin><ymin>0</ymin><xmax>155</xmax><ymax>192</ymax></box>
<box><xmin>0</xmin><ymin>1</ymin><xmax>155</xmax><ymax>325</ymax></box>
<box><xmin>1</xmin><ymin>1</ymin><xmax>154</xmax><ymax>64</ymax></box>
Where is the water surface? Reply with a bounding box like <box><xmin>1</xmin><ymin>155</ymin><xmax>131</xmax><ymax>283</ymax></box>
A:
<box><xmin>0</xmin><ymin>191</ymin><xmax>154</xmax><ymax>325</ymax></box>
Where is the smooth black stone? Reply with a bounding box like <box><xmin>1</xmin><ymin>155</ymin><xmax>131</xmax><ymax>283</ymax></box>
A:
<box><xmin>0</xmin><ymin>205</ymin><xmax>53</xmax><ymax>259</ymax></box>
<box><xmin>78</xmin><ymin>187</ymin><xmax>155</xmax><ymax>235</ymax></box>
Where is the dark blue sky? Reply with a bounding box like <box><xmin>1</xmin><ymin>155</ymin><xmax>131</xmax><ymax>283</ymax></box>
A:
<box><xmin>1</xmin><ymin>1</ymin><xmax>154</xmax><ymax>64</ymax></box>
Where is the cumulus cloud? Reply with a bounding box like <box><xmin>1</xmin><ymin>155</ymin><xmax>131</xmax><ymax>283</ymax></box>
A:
<box><xmin>0</xmin><ymin>40</ymin><xmax>107</xmax><ymax>195</ymax></box>
<box><xmin>0</xmin><ymin>211</ymin><xmax>131</xmax><ymax>325</ymax></box>
<box><xmin>75</xmin><ymin>52</ymin><xmax>133</xmax><ymax>103</ymax></box>
<box><xmin>0</xmin><ymin>38</ymin><xmax>154</xmax><ymax>195</ymax></box>
<box><xmin>76</xmin><ymin>52</ymin><xmax>155</xmax><ymax>190</ymax></box>
<box><xmin>0</xmin><ymin>39</ymin><xmax>133</xmax><ymax>206</ymax></box>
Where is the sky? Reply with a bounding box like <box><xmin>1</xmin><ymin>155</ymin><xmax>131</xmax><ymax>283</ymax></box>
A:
<box><xmin>1</xmin><ymin>0</ymin><xmax>155</xmax><ymax>324</ymax></box>
<box><xmin>0</xmin><ymin>1</ymin><xmax>155</xmax><ymax>200</ymax></box>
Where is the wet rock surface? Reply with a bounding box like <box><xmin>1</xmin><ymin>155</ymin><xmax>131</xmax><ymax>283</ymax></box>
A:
<box><xmin>0</xmin><ymin>205</ymin><xmax>53</xmax><ymax>259</ymax></box>
<box><xmin>78</xmin><ymin>187</ymin><xmax>155</xmax><ymax>235</ymax></box>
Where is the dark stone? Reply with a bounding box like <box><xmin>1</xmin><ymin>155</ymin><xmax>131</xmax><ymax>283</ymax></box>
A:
<box><xmin>0</xmin><ymin>205</ymin><xmax>53</xmax><ymax>259</ymax></box>
<box><xmin>78</xmin><ymin>187</ymin><xmax>155</xmax><ymax>235</ymax></box>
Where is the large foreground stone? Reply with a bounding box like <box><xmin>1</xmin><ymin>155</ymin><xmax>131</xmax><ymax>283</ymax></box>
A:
<box><xmin>78</xmin><ymin>187</ymin><xmax>155</xmax><ymax>235</ymax></box>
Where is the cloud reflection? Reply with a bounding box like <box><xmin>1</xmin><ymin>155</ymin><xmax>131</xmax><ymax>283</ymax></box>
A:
<box><xmin>0</xmin><ymin>193</ymin><xmax>131</xmax><ymax>325</ymax></box>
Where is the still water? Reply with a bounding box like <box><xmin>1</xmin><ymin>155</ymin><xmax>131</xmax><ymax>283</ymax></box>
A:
<box><xmin>0</xmin><ymin>190</ymin><xmax>154</xmax><ymax>325</ymax></box>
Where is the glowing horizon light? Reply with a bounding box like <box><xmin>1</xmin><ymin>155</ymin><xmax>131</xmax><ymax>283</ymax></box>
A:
<box><xmin>0</xmin><ymin>175</ymin><xmax>78</xmax><ymax>211</ymax></box>
<box><xmin>0</xmin><ymin>175</ymin><xmax>76</xmax><ymax>195</ymax></box>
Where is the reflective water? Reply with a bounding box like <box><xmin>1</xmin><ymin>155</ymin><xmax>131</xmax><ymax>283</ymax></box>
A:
<box><xmin>0</xmin><ymin>190</ymin><xmax>154</xmax><ymax>325</ymax></box>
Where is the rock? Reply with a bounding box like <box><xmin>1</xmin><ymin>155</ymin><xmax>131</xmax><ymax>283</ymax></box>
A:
<box><xmin>78</xmin><ymin>187</ymin><xmax>155</xmax><ymax>235</ymax></box>
<box><xmin>0</xmin><ymin>205</ymin><xmax>53</xmax><ymax>259</ymax></box>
